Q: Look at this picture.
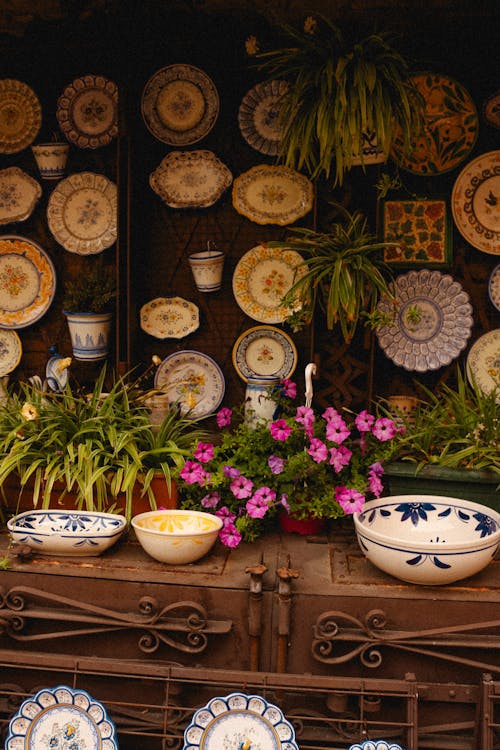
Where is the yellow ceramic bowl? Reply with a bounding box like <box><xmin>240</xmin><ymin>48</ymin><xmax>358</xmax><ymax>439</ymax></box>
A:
<box><xmin>131</xmin><ymin>509</ymin><xmax>223</xmax><ymax>564</ymax></box>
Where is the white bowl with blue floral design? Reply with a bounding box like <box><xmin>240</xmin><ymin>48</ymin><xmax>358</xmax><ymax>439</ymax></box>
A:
<box><xmin>353</xmin><ymin>495</ymin><xmax>500</xmax><ymax>585</ymax></box>
<box><xmin>7</xmin><ymin>509</ymin><xmax>127</xmax><ymax>556</ymax></box>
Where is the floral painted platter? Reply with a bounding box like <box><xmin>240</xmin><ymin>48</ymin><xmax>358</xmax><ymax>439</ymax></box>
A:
<box><xmin>47</xmin><ymin>172</ymin><xmax>117</xmax><ymax>254</ymax></box>
<box><xmin>232</xmin><ymin>165</ymin><xmax>314</xmax><ymax>226</ymax></box>
<box><xmin>183</xmin><ymin>692</ymin><xmax>299</xmax><ymax>750</ymax></box>
<box><xmin>391</xmin><ymin>72</ymin><xmax>478</xmax><ymax>175</ymax></box>
<box><xmin>466</xmin><ymin>329</ymin><xmax>500</xmax><ymax>403</ymax></box>
<box><xmin>150</xmin><ymin>150</ymin><xmax>232</xmax><ymax>208</ymax></box>
<box><xmin>57</xmin><ymin>74</ymin><xmax>119</xmax><ymax>149</ymax></box>
<box><xmin>238</xmin><ymin>79</ymin><xmax>289</xmax><ymax>156</ymax></box>
<box><xmin>232</xmin><ymin>325</ymin><xmax>297</xmax><ymax>381</ymax></box>
<box><xmin>488</xmin><ymin>264</ymin><xmax>500</xmax><ymax>312</ymax></box>
<box><xmin>483</xmin><ymin>90</ymin><xmax>500</xmax><ymax>129</ymax></box>
<box><xmin>154</xmin><ymin>350</ymin><xmax>225</xmax><ymax>418</ymax></box>
<box><xmin>451</xmin><ymin>150</ymin><xmax>500</xmax><ymax>255</ymax></box>
<box><xmin>141</xmin><ymin>64</ymin><xmax>219</xmax><ymax>146</ymax></box>
<box><xmin>376</xmin><ymin>269</ymin><xmax>473</xmax><ymax>372</ymax></box>
<box><xmin>5</xmin><ymin>684</ymin><xmax>118</xmax><ymax>750</ymax></box>
<box><xmin>0</xmin><ymin>235</ymin><xmax>56</xmax><ymax>329</ymax></box>
<box><xmin>0</xmin><ymin>328</ymin><xmax>22</xmax><ymax>376</ymax></box>
<box><xmin>140</xmin><ymin>296</ymin><xmax>199</xmax><ymax>339</ymax></box>
<box><xmin>0</xmin><ymin>78</ymin><xmax>41</xmax><ymax>154</ymax></box>
<box><xmin>0</xmin><ymin>167</ymin><xmax>41</xmax><ymax>225</ymax></box>
<box><xmin>232</xmin><ymin>245</ymin><xmax>306</xmax><ymax>324</ymax></box>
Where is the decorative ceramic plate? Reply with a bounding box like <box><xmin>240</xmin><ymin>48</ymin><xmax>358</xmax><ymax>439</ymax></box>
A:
<box><xmin>0</xmin><ymin>328</ymin><xmax>22</xmax><ymax>376</ymax></box>
<box><xmin>154</xmin><ymin>350</ymin><xmax>225</xmax><ymax>418</ymax></box>
<box><xmin>488</xmin><ymin>264</ymin><xmax>500</xmax><ymax>312</ymax></box>
<box><xmin>483</xmin><ymin>90</ymin><xmax>500</xmax><ymax>129</ymax></box>
<box><xmin>391</xmin><ymin>72</ymin><xmax>478</xmax><ymax>175</ymax></box>
<box><xmin>47</xmin><ymin>172</ymin><xmax>117</xmax><ymax>254</ymax></box>
<box><xmin>0</xmin><ymin>78</ymin><xmax>41</xmax><ymax>154</ymax></box>
<box><xmin>140</xmin><ymin>296</ymin><xmax>199</xmax><ymax>339</ymax></box>
<box><xmin>6</xmin><ymin>684</ymin><xmax>118</xmax><ymax>750</ymax></box>
<box><xmin>0</xmin><ymin>235</ymin><xmax>56</xmax><ymax>329</ymax></box>
<box><xmin>0</xmin><ymin>167</ymin><xmax>41</xmax><ymax>224</ymax></box>
<box><xmin>349</xmin><ymin>742</ymin><xmax>404</xmax><ymax>750</ymax></box>
<box><xmin>451</xmin><ymin>150</ymin><xmax>500</xmax><ymax>255</ymax></box>
<box><xmin>150</xmin><ymin>150</ymin><xmax>232</xmax><ymax>208</ymax></box>
<box><xmin>232</xmin><ymin>165</ymin><xmax>314</xmax><ymax>226</ymax></box>
<box><xmin>232</xmin><ymin>245</ymin><xmax>306</xmax><ymax>323</ymax></box>
<box><xmin>46</xmin><ymin>354</ymin><xmax>70</xmax><ymax>391</ymax></box>
<box><xmin>141</xmin><ymin>64</ymin><xmax>219</xmax><ymax>146</ymax></box>
<box><xmin>376</xmin><ymin>269</ymin><xmax>473</xmax><ymax>372</ymax></box>
<box><xmin>57</xmin><ymin>74</ymin><xmax>119</xmax><ymax>148</ymax></box>
<box><xmin>232</xmin><ymin>325</ymin><xmax>298</xmax><ymax>381</ymax></box>
<box><xmin>183</xmin><ymin>692</ymin><xmax>299</xmax><ymax>750</ymax></box>
<box><xmin>466</xmin><ymin>329</ymin><xmax>500</xmax><ymax>402</ymax></box>
<box><xmin>238</xmin><ymin>79</ymin><xmax>289</xmax><ymax>156</ymax></box>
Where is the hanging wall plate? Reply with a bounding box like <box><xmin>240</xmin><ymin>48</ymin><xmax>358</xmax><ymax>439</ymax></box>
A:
<box><xmin>57</xmin><ymin>74</ymin><xmax>119</xmax><ymax>148</ymax></box>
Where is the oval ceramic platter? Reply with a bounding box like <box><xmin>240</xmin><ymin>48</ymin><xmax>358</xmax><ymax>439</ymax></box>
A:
<box><xmin>0</xmin><ymin>329</ymin><xmax>22</xmax><ymax>376</ymax></box>
<box><xmin>154</xmin><ymin>350</ymin><xmax>225</xmax><ymax>418</ymax></box>
<box><xmin>5</xmin><ymin>684</ymin><xmax>118</xmax><ymax>750</ymax></box>
<box><xmin>232</xmin><ymin>165</ymin><xmax>313</xmax><ymax>226</ymax></box>
<box><xmin>142</xmin><ymin>64</ymin><xmax>219</xmax><ymax>146</ymax></box>
<box><xmin>150</xmin><ymin>150</ymin><xmax>232</xmax><ymax>208</ymax></box>
<box><xmin>0</xmin><ymin>167</ymin><xmax>41</xmax><ymax>224</ymax></box>
<box><xmin>391</xmin><ymin>72</ymin><xmax>478</xmax><ymax>175</ymax></box>
<box><xmin>376</xmin><ymin>269</ymin><xmax>473</xmax><ymax>372</ymax></box>
<box><xmin>0</xmin><ymin>235</ymin><xmax>56</xmax><ymax>329</ymax></box>
<box><xmin>47</xmin><ymin>172</ymin><xmax>117</xmax><ymax>254</ymax></box>
<box><xmin>238</xmin><ymin>79</ymin><xmax>289</xmax><ymax>156</ymax></box>
<box><xmin>0</xmin><ymin>78</ymin><xmax>41</xmax><ymax>154</ymax></box>
<box><xmin>466</xmin><ymin>329</ymin><xmax>500</xmax><ymax>402</ymax></box>
<box><xmin>232</xmin><ymin>245</ymin><xmax>306</xmax><ymax>324</ymax></box>
<box><xmin>488</xmin><ymin>264</ymin><xmax>500</xmax><ymax>312</ymax></box>
<box><xmin>57</xmin><ymin>74</ymin><xmax>119</xmax><ymax>149</ymax></box>
<box><xmin>451</xmin><ymin>150</ymin><xmax>500</xmax><ymax>255</ymax></box>
<box><xmin>232</xmin><ymin>325</ymin><xmax>298</xmax><ymax>381</ymax></box>
<box><xmin>183</xmin><ymin>692</ymin><xmax>299</xmax><ymax>750</ymax></box>
<box><xmin>140</xmin><ymin>296</ymin><xmax>199</xmax><ymax>339</ymax></box>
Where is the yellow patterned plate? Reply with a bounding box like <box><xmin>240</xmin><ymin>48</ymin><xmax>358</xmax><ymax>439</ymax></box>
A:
<box><xmin>154</xmin><ymin>350</ymin><xmax>225</xmax><ymax>418</ymax></box>
<box><xmin>232</xmin><ymin>164</ymin><xmax>313</xmax><ymax>225</ymax></box>
<box><xmin>0</xmin><ymin>78</ymin><xmax>41</xmax><ymax>154</ymax></box>
<box><xmin>466</xmin><ymin>329</ymin><xmax>500</xmax><ymax>403</ymax></box>
<box><xmin>232</xmin><ymin>245</ymin><xmax>306</xmax><ymax>323</ymax></box>
<box><xmin>0</xmin><ymin>235</ymin><xmax>56</xmax><ymax>329</ymax></box>
<box><xmin>140</xmin><ymin>296</ymin><xmax>199</xmax><ymax>339</ymax></box>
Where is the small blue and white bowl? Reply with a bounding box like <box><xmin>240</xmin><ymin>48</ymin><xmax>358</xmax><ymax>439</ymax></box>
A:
<box><xmin>353</xmin><ymin>495</ymin><xmax>500</xmax><ymax>585</ymax></box>
<box><xmin>7</xmin><ymin>510</ymin><xmax>127</xmax><ymax>556</ymax></box>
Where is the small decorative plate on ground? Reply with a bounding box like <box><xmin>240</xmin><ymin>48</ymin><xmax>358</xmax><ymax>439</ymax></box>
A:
<box><xmin>466</xmin><ymin>329</ymin><xmax>500</xmax><ymax>402</ymax></box>
<box><xmin>483</xmin><ymin>90</ymin><xmax>500</xmax><ymax>129</ymax></box>
<box><xmin>154</xmin><ymin>350</ymin><xmax>225</xmax><ymax>418</ymax></box>
<box><xmin>233</xmin><ymin>245</ymin><xmax>306</xmax><ymax>324</ymax></box>
<box><xmin>140</xmin><ymin>296</ymin><xmax>199</xmax><ymax>339</ymax></box>
<box><xmin>0</xmin><ymin>78</ymin><xmax>41</xmax><ymax>154</ymax></box>
<box><xmin>0</xmin><ymin>167</ymin><xmax>41</xmax><ymax>224</ymax></box>
<box><xmin>232</xmin><ymin>165</ymin><xmax>314</xmax><ymax>225</ymax></box>
<box><xmin>150</xmin><ymin>150</ymin><xmax>232</xmax><ymax>208</ymax></box>
<box><xmin>488</xmin><ymin>264</ymin><xmax>500</xmax><ymax>311</ymax></box>
<box><xmin>232</xmin><ymin>325</ymin><xmax>298</xmax><ymax>381</ymax></box>
<box><xmin>57</xmin><ymin>74</ymin><xmax>119</xmax><ymax>148</ymax></box>
<box><xmin>184</xmin><ymin>692</ymin><xmax>299</xmax><ymax>750</ymax></box>
<box><xmin>0</xmin><ymin>235</ymin><xmax>56</xmax><ymax>329</ymax></box>
<box><xmin>390</xmin><ymin>72</ymin><xmax>478</xmax><ymax>175</ymax></box>
<box><xmin>451</xmin><ymin>150</ymin><xmax>500</xmax><ymax>255</ymax></box>
<box><xmin>6</xmin><ymin>684</ymin><xmax>118</xmax><ymax>750</ymax></box>
<box><xmin>47</xmin><ymin>172</ymin><xmax>117</xmax><ymax>254</ymax></box>
<box><xmin>376</xmin><ymin>269</ymin><xmax>473</xmax><ymax>372</ymax></box>
<box><xmin>238</xmin><ymin>79</ymin><xmax>289</xmax><ymax>156</ymax></box>
<box><xmin>0</xmin><ymin>329</ymin><xmax>22</xmax><ymax>376</ymax></box>
<box><xmin>141</xmin><ymin>64</ymin><xmax>219</xmax><ymax>146</ymax></box>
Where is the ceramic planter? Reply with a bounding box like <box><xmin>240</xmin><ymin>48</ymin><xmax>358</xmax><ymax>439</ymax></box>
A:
<box><xmin>188</xmin><ymin>249</ymin><xmax>225</xmax><ymax>292</ymax></box>
<box><xmin>31</xmin><ymin>142</ymin><xmax>69</xmax><ymax>180</ymax></box>
<box><xmin>278</xmin><ymin>510</ymin><xmax>326</xmax><ymax>535</ymax></box>
<box><xmin>64</xmin><ymin>310</ymin><xmax>113</xmax><ymax>361</ymax></box>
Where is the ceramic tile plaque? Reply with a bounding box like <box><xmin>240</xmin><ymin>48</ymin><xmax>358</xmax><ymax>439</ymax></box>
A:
<box><xmin>382</xmin><ymin>198</ymin><xmax>451</xmax><ymax>267</ymax></box>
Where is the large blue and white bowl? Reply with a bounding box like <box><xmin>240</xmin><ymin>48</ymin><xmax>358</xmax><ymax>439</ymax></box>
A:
<box><xmin>353</xmin><ymin>495</ymin><xmax>500</xmax><ymax>585</ymax></box>
<box><xmin>7</xmin><ymin>510</ymin><xmax>127</xmax><ymax>556</ymax></box>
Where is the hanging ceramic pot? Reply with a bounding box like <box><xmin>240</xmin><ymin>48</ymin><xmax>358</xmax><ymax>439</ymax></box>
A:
<box><xmin>31</xmin><ymin>142</ymin><xmax>69</xmax><ymax>180</ymax></box>
<box><xmin>63</xmin><ymin>310</ymin><xmax>113</xmax><ymax>361</ymax></box>
<box><xmin>188</xmin><ymin>243</ymin><xmax>225</xmax><ymax>292</ymax></box>
<box><xmin>244</xmin><ymin>376</ymin><xmax>280</xmax><ymax>428</ymax></box>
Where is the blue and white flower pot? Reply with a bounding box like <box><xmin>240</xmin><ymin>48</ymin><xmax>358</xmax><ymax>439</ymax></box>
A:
<box><xmin>64</xmin><ymin>310</ymin><xmax>112</xmax><ymax>361</ymax></box>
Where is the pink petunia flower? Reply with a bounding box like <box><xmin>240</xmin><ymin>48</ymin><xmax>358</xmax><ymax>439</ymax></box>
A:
<box><xmin>223</xmin><ymin>465</ymin><xmax>240</xmax><ymax>479</ymax></box>
<box><xmin>201</xmin><ymin>491</ymin><xmax>221</xmax><ymax>508</ymax></box>
<box><xmin>281</xmin><ymin>378</ymin><xmax>297</xmax><ymax>399</ymax></box>
<box><xmin>322</xmin><ymin>407</ymin><xmax>340</xmax><ymax>421</ymax></box>
<box><xmin>194</xmin><ymin>442</ymin><xmax>214</xmax><ymax>463</ymax></box>
<box><xmin>216</xmin><ymin>407</ymin><xmax>232</xmax><ymax>428</ymax></box>
<box><xmin>325</xmin><ymin>414</ymin><xmax>350</xmax><ymax>444</ymax></box>
<box><xmin>329</xmin><ymin>445</ymin><xmax>352</xmax><ymax>473</ymax></box>
<box><xmin>270</xmin><ymin>418</ymin><xmax>292</xmax><ymax>441</ymax></box>
<box><xmin>268</xmin><ymin>455</ymin><xmax>285</xmax><ymax>474</ymax></box>
<box><xmin>219</xmin><ymin>523</ymin><xmax>242</xmax><ymax>548</ymax></box>
<box><xmin>246</xmin><ymin>486</ymin><xmax>276</xmax><ymax>518</ymax></box>
<box><xmin>280</xmin><ymin>493</ymin><xmax>290</xmax><ymax>513</ymax></box>
<box><xmin>296</xmin><ymin>405</ymin><xmax>314</xmax><ymax>428</ymax></box>
<box><xmin>179</xmin><ymin>460</ymin><xmax>205</xmax><ymax>485</ymax></box>
<box><xmin>368</xmin><ymin>462</ymin><xmax>385</xmax><ymax>497</ymax></box>
<box><xmin>335</xmin><ymin>486</ymin><xmax>365</xmax><ymax>514</ymax></box>
<box><xmin>372</xmin><ymin>417</ymin><xmax>397</xmax><ymax>442</ymax></box>
<box><xmin>215</xmin><ymin>506</ymin><xmax>237</xmax><ymax>525</ymax></box>
<box><xmin>230</xmin><ymin>475</ymin><xmax>254</xmax><ymax>499</ymax></box>
<box><xmin>308</xmin><ymin>437</ymin><xmax>328</xmax><ymax>463</ymax></box>
<box><xmin>355</xmin><ymin>410</ymin><xmax>375</xmax><ymax>433</ymax></box>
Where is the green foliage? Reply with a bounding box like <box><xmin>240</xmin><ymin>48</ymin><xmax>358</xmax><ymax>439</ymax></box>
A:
<box><xmin>62</xmin><ymin>260</ymin><xmax>116</xmax><ymax>313</ymax></box>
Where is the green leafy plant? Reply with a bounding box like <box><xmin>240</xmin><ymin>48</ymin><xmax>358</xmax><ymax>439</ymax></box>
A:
<box><xmin>62</xmin><ymin>259</ymin><xmax>116</xmax><ymax>313</ymax></box>
<box><xmin>257</xmin><ymin>14</ymin><xmax>423</xmax><ymax>186</ymax></box>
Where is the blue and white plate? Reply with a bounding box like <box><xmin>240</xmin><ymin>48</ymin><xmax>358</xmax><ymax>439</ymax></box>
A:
<box><xmin>154</xmin><ymin>350</ymin><xmax>225</xmax><ymax>419</ymax></box>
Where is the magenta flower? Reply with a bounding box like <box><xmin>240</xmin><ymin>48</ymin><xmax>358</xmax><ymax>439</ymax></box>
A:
<box><xmin>179</xmin><ymin>460</ymin><xmax>205</xmax><ymax>485</ymax></box>
<box><xmin>308</xmin><ymin>437</ymin><xmax>328</xmax><ymax>463</ymax></box>
<box><xmin>216</xmin><ymin>407</ymin><xmax>232</xmax><ymax>428</ymax></box>
<box><xmin>194</xmin><ymin>442</ymin><xmax>214</xmax><ymax>463</ymax></box>
<box><xmin>335</xmin><ymin>486</ymin><xmax>365</xmax><ymax>514</ymax></box>
<box><xmin>322</xmin><ymin>407</ymin><xmax>340</xmax><ymax>421</ymax></box>
<box><xmin>281</xmin><ymin>378</ymin><xmax>297</xmax><ymax>399</ymax></box>
<box><xmin>296</xmin><ymin>405</ymin><xmax>314</xmax><ymax>428</ymax></box>
<box><xmin>223</xmin><ymin>465</ymin><xmax>240</xmax><ymax>479</ymax></box>
<box><xmin>270</xmin><ymin>418</ymin><xmax>292</xmax><ymax>441</ymax></box>
<box><xmin>280</xmin><ymin>493</ymin><xmax>290</xmax><ymax>513</ymax></box>
<box><xmin>329</xmin><ymin>445</ymin><xmax>352</xmax><ymax>473</ymax></box>
<box><xmin>219</xmin><ymin>523</ymin><xmax>242</xmax><ymax>548</ymax></box>
<box><xmin>372</xmin><ymin>417</ymin><xmax>397</xmax><ymax>441</ymax></box>
<box><xmin>230</xmin><ymin>475</ymin><xmax>254</xmax><ymax>498</ymax></box>
<box><xmin>201</xmin><ymin>491</ymin><xmax>220</xmax><ymax>508</ymax></box>
<box><xmin>268</xmin><ymin>455</ymin><xmax>285</xmax><ymax>474</ymax></box>
<box><xmin>246</xmin><ymin>486</ymin><xmax>276</xmax><ymax>518</ymax></box>
<box><xmin>325</xmin><ymin>414</ymin><xmax>350</xmax><ymax>444</ymax></box>
<box><xmin>215</xmin><ymin>506</ymin><xmax>236</xmax><ymax>525</ymax></box>
<box><xmin>368</xmin><ymin>462</ymin><xmax>384</xmax><ymax>497</ymax></box>
<box><xmin>355</xmin><ymin>410</ymin><xmax>375</xmax><ymax>433</ymax></box>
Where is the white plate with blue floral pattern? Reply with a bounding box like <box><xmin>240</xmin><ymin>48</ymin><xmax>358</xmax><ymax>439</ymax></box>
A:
<box><xmin>466</xmin><ymin>328</ymin><xmax>500</xmax><ymax>402</ymax></box>
<box><xmin>154</xmin><ymin>350</ymin><xmax>225</xmax><ymax>418</ymax></box>
<box><xmin>232</xmin><ymin>165</ymin><xmax>313</xmax><ymax>226</ymax></box>
<box><xmin>0</xmin><ymin>167</ymin><xmax>41</xmax><ymax>224</ymax></box>
<box><xmin>183</xmin><ymin>692</ymin><xmax>299</xmax><ymax>750</ymax></box>
<box><xmin>232</xmin><ymin>325</ymin><xmax>297</xmax><ymax>381</ymax></box>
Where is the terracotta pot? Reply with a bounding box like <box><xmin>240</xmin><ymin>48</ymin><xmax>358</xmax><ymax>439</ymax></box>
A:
<box><xmin>278</xmin><ymin>510</ymin><xmax>326</xmax><ymax>535</ymax></box>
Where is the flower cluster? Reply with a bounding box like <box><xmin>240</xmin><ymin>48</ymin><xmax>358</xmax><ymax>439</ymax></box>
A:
<box><xmin>178</xmin><ymin>380</ymin><xmax>400</xmax><ymax>547</ymax></box>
